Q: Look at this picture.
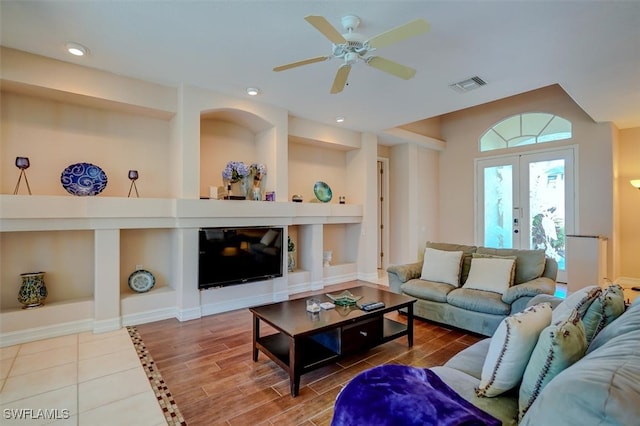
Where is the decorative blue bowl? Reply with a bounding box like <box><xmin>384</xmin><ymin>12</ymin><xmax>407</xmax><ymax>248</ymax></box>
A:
<box><xmin>60</xmin><ymin>162</ymin><xmax>108</xmax><ymax>196</ymax></box>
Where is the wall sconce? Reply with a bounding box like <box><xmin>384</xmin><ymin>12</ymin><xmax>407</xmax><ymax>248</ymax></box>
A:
<box><xmin>128</xmin><ymin>170</ymin><xmax>140</xmax><ymax>197</ymax></box>
<box><xmin>13</xmin><ymin>156</ymin><xmax>32</xmax><ymax>195</ymax></box>
<box><xmin>631</xmin><ymin>179</ymin><xmax>640</xmax><ymax>190</ymax></box>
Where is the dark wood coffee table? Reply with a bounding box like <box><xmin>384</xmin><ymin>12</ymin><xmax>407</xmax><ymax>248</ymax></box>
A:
<box><xmin>250</xmin><ymin>285</ymin><xmax>416</xmax><ymax>396</ymax></box>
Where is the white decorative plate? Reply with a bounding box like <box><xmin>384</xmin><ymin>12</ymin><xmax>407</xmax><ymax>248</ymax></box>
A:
<box><xmin>128</xmin><ymin>269</ymin><xmax>155</xmax><ymax>293</ymax></box>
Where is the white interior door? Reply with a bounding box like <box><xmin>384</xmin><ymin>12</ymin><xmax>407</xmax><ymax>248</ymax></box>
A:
<box><xmin>476</xmin><ymin>147</ymin><xmax>575</xmax><ymax>282</ymax></box>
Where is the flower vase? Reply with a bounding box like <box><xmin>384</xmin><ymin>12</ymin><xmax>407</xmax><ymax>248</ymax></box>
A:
<box><xmin>288</xmin><ymin>251</ymin><xmax>295</xmax><ymax>272</ymax></box>
<box><xmin>18</xmin><ymin>272</ymin><xmax>47</xmax><ymax>309</ymax></box>
<box><xmin>229</xmin><ymin>178</ymin><xmax>249</xmax><ymax>199</ymax></box>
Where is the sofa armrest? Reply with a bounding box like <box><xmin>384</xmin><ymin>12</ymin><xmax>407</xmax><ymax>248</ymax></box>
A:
<box><xmin>387</xmin><ymin>262</ymin><xmax>422</xmax><ymax>293</ymax></box>
<box><xmin>501</xmin><ymin>277</ymin><xmax>556</xmax><ymax>304</ymax></box>
<box><xmin>526</xmin><ymin>294</ymin><xmax>564</xmax><ymax>309</ymax></box>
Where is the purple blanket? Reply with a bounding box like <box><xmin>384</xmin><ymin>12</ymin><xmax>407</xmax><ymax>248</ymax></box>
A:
<box><xmin>331</xmin><ymin>365</ymin><xmax>501</xmax><ymax>426</ymax></box>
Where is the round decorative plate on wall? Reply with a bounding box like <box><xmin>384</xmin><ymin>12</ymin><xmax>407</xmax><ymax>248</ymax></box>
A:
<box><xmin>128</xmin><ymin>269</ymin><xmax>155</xmax><ymax>293</ymax></box>
<box><xmin>313</xmin><ymin>181</ymin><xmax>332</xmax><ymax>202</ymax></box>
<box><xmin>60</xmin><ymin>162</ymin><xmax>108</xmax><ymax>196</ymax></box>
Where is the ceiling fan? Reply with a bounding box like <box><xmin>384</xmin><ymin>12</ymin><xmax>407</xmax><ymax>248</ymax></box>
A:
<box><xmin>273</xmin><ymin>15</ymin><xmax>430</xmax><ymax>94</ymax></box>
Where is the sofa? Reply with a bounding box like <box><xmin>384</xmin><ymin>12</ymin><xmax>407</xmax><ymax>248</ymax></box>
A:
<box><xmin>332</xmin><ymin>284</ymin><xmax>640</xmax><ymax>425</ymax></box>
<box><xmin>387</xmin><ymin>242</ymin><xmax>558</xmax><ymax>336</ymax></box>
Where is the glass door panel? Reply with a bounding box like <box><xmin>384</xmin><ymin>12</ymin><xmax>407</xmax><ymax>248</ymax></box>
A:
<box><xmin>476</xmin><ymin>147</ymin><xmax>574</xmax><ymax>282</ymax></box>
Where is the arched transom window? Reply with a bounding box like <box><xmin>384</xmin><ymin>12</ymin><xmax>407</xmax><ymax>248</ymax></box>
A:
<box><xmin>480</xmin><ymin>113</ymin><xmax>572</xmax><ymax>152</ymax></box>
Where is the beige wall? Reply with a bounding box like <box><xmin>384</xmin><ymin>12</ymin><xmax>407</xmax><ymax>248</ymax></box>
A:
<box><xmin>1</xmin><ymin>91</ymin><xmax>172</xmax><ymax>198</ymax></box>
<box><xmin>617</xmin><ymin>127</ymin><xmax>640</xmax><ymax>277</ymax></box>
<box><xmin>438</xmin><ymin>85</ymin><xmax>616</xmax><ymax>278</ymax></box>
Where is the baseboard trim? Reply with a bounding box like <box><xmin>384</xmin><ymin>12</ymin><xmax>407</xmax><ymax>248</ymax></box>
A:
<box><xmin>0</xmin><ymin>319</ymin><xmax>94</xmax><ymax>347</ymax></box>
<box><xmin>122</xmin><ymin>307</ymin><xmax>178</xmax><ymax>326</ymax></box>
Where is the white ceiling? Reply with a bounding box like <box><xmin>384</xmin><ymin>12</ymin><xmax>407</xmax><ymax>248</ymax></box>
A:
<box><xmin>2</xmin><ymin>1</ymin><xmax>639</xmax><ymax>134</ymax></box>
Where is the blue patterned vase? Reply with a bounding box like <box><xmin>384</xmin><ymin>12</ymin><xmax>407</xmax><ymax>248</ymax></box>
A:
<box><xmin>18</xmin><ymin>272</ymin><xmax>47</xmax><ymax>309</ymax></box>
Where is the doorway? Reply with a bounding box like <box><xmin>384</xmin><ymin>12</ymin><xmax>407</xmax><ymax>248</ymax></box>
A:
<box><xmin>475</xmin><ymin>147</ymin><xmax>576</xmax><ymax>282</ymax></box>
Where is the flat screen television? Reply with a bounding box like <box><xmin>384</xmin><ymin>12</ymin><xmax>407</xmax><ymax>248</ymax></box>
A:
<box><xmin>198</xmin><ymin>226</ymin><xmax>284</xmax><ymax>289</ymax></box>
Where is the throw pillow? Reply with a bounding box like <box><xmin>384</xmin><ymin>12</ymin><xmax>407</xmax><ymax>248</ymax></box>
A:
<box><xmin>420</xmin><ymin>248</ymin><xmax>464</xmax><ymax>286</ymax></box>
<box><xmin>552</xmin><ymin>285</ymin><xmax>602</xmax><ymax>323</ymax></box>
<box><xmin>462</xmin><ymin>257</ymin><xmax>516</xmax><ymax>295</ymax></box>
<box><xmin>518</xmin><ymin>309</ymin><xmax>587</xmax><ymax>420</ymax></box>
<box><xmin>472</xmin><ymin>253</ymin><xmax>518</xmax><ymax>286</ymax></box>
<box><xmin>476</xmin><ymin>247</ymin><xmax>546</xmax><ymax>284</ymax></box>
<box><xmin>426</xmin><ymin>242</ymin><xmax>477</xmax><ymax>285</ymax></box>
<box><xmin>475</xmin><ymin>302</ymin><xmax>552</xmax><ymax>397</ymax></box>
<box><xmin>582</xmin><ymin>284</ymin><xmax>626</xmax><ymax>345</ymax></box>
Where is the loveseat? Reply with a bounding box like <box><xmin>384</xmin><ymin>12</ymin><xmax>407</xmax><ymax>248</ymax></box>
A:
<box><xmin>332</xmin><ymin>284</ymin><xmax>640</xmax><ymax>425</ymax></box>
<box><xmin>387</xmin><ymin>242</ymin><xmax>558</xmax><ymax>336</ymax></box>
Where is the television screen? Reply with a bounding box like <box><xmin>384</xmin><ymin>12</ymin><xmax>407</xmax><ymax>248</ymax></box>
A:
<box><xmin>198</xmin><ymin>226</ymin><xmax>284</xmax><ymax>289</ymax></box>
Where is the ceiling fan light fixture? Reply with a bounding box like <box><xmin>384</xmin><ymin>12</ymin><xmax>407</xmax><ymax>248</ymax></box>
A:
<box><xmin>336</xmin><ymin>116</ymin><xmax>345</xmax><ymax>123</ymax></box>
<box><xmin>246</xmin><ymin>87</ymin><xmax>261</xmax><ymax>96</ymax></box>
<box><xmin>66</xmin><ymin>42</ymin><xmax>89</xmax><ymax>56</ymax></box>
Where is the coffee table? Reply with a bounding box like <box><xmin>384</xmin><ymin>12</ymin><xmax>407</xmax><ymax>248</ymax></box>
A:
<box><xmin>250</xmin><ymin>285</ymin><xmax>416</xmax><ymax>396</ymax></box>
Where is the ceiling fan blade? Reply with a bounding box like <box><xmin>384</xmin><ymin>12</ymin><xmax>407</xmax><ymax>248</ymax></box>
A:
<box><xmin>330</xmin><ymin>65</ymin><xmax>351</xmax><ymax>94</ymax></box>
<box><xmin>366</xmin><ymin>56</ymin><xmax>416</xmax><ymax>80</ymax></box>
<box><xmin>305</xmin><ymin>15</ymin><xmax>346</xmax><ymax>44</ymax></box>
<box><xmin>367</xmin><ymin>19</ymin><xmax>430</xmax><ymax>49</ymax></box>
<box><xmin>273</xmin><ymin>56</ymin><xmax>329</xmax><ymax>72</ymax></box>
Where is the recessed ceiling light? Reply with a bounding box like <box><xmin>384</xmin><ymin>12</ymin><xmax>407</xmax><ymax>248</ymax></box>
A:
<box><xmin>246</xmin><ymin>87</ymin><xmax>261</xmax><ymax>96</ymax></box>
<box><xmin>336</xmin><ymin>116</ymin><xmax>345</xmax><ymax>123</ymax></box>
<box><xmin>66</xmin><ymin>42</ymin><xmax>89</xmax><ymax>57</ymax></box>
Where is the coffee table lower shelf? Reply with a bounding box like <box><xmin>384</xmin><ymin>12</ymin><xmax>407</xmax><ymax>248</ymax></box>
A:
<box><xmin>257</xmin><ymin>332</ymin><xmax>340</xmax><ymax>372</ymax></box>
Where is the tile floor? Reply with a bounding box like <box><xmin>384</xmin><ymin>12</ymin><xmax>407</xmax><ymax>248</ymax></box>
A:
<box><xmin>0</xmin><ymin>328</ymin><xmax>165</xmax><ymax>425</ymax></box>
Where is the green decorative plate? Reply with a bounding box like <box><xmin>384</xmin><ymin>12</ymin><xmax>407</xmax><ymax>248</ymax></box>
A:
<box><xmin>313</xmin><ymin>181</ymin><xmax>333</xmax><ymax>203</ymax></box>
<box><xmin>326</xmin><ymin>290</ymin><xmax>362</xmax><ymax>306</ymax></box>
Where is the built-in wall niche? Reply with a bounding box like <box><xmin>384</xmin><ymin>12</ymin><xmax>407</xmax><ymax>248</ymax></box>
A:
<box><xmin>119</xmin><ymin>229</ymin><xmax>173</xmax><ymax>295</ymax></box>
<box><xmin>0</xmin><ymin>230</ymin><xmax>94</xmax><ymax>311</ymax></box>
<box><xmin>199</xmin><ymin>110</ymin><xmax>272</xmax><ymax>198</ymax></box>
<box><xmin>288</xmin><ymin>140</ymin><xmax>349</xmax><ymax>203</ymax></box>
<box><xmin>323</xmin><ymin>223</ymin><xmax>358</xmax><ymax>266</ymax></box>
<box><xmin>287</xmin><ymin>225</ymin><xmax>300</xmax><ymax>271</ymax></box>
<box><xmin>0</xmin><ymin>91</ymin><xmax>172</xmax><ymax>197</ymax></box>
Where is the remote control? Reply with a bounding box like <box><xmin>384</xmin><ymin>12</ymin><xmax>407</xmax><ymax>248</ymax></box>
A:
<box><xmin>361</xmin><ymin>301</ymin><xmax>385</xmax><ymax>311</ymax></box>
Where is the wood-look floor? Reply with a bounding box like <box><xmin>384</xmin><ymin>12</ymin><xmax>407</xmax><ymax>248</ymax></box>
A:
<box><xmin>135</xmin><ymin>281</ymin><xmax>483</xmax><ymax>426</ymax></box>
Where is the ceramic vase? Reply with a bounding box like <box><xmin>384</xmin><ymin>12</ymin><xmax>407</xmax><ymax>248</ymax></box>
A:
<box><xmin>228</xmin><ymin>177</ymin><xmax>249</xmax><ymax>198</ymax></box>
<box><xmin>18</xmin><ymin>272</ymin><xmax>47</xmax><ymax>309</ymax></box>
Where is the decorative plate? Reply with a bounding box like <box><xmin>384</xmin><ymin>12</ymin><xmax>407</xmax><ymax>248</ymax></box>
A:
<box><xmin>313</xmin><ymin>181</ymin><xmax>333</xmax><ymax>203</ymax></box>
<box><xmin>60</xmin><ymin>162</ymin><xmax>108</xmax><ymax>196</ymax></box>
<box><xmin>326</xmin><ymin>290</ymin><xmax>362</xmax><ymax>306</ymax></box>
<box><xmin>128</xmin><ymin>269</ymin><xmax>155</xmax><ymax>293</ymax></box>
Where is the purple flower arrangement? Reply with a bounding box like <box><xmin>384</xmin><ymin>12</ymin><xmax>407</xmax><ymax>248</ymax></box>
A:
<box><xmin>222</xmin><ymin>161</ymin><xmax>250</xmax><ymax>183</ymax></box>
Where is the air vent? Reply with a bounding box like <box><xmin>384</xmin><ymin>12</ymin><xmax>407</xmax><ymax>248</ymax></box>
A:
<box><xmin>449</xmin><ymin>76</ymin><xmax>487</xmax><ymax>93</ymax></box>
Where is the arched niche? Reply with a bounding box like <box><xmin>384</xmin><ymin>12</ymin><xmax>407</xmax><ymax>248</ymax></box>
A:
<box><xmin>200</xmin><ymin>108</ymin><xmax>275</xmax><ymax>198</ymax></box>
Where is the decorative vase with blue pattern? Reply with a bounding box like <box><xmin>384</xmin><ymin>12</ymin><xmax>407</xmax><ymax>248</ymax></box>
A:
<box><xmin>18</xmin><ymin>272</ymin><xmax>47</xmax><ymax>309</ymax></box>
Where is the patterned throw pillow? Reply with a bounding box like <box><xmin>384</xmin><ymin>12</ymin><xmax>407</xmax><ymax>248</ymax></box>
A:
<box><xmin>582</xmin><ymin>284</ymin><xmax>626</xmax><ymax>344</ymax></box>
<box><xmin>476</xmin><ymin>303</ymin><xmax>552</xmax><ymax>397</ymax></box>
<box><xmin>518</xmin><ymin>309</ymin><xmax>587</xmax><ymax>420</ymax></box>
<box><xmin>552</xmin><ymin>285</ymin><xmax>602</xmax><ymax>323</ymax></box>
<box><xmin>420</xmin><ymin>248</ymin><xmax>464</xmax><ymax>286</ymax></box>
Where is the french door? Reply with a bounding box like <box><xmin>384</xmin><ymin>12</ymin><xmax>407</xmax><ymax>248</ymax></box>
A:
<box><xmin>476</xmin><ymin>147</ymin><xmax>575</xmax><ymax>282</ymax></box>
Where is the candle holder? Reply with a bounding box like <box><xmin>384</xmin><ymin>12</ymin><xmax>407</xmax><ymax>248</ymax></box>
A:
<box><xmin>13</xmin><ymin>157</ymin><xmax>32</xmax><ymax>195</ymax></box>
<box><xmin>127</xmin><ymin>170</ymin><xmax>139</xmax><ymax>198</ymax></box>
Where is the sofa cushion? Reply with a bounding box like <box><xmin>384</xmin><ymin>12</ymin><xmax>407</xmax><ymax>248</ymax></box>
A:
<box><xmin>582</xmin><ymin>284</ymin><xmax>626</xmax><ymax>344</ymax></box>
<box><xmin>431</xmin><ymin>366</ymin><xmax>519</xmax><ymax>426</ymax></box>
<box><xmin>420</xmin><ymin>248</ymin><xmax>464</xmax><ymax>286</ymax></box>
<box><xmin>552</xmin><ymin>285</ymin><xmax>601</xmax><ymax>323</ymax></box>
<box><xmin>462</xmin><ymin>257</ymin><xmax>516</xmax><ymax>295</ymax></box>
<box><xmin>587</xmin><ymin>296</ymin><xmax>640</xmax><ymax>354</ymax></box>
<box><xmin>426</xmin><ymin>242</ymin><xmax>477</xmax><ymax>284</ymax></box>
<box><xmin>402</xmin><ymin>279</ymin><xmax>456</xmax><ymax>303</ymax></box>
<box><xmin>476</xmin><ymin>247</ymin><xmax>546</xmax><ymax>284</ymax></box>
<box><xmin>518</xmin><ymin>309</ymin><xmax>587</xmax><ymax>420</ymax></box>
<box><xmin>446</xmin><ymin>288</ymin><xmax>511</xmax><ymax>315</ymax></box>
<box><xmin>476</xmin><ymin>303</ymin><xmax>552</xmax><ymax>397</ymax></box>
<box><xmin>444</xmin><ymin>338</ymin><xmax>491</xmax><ymax>380</ymax></box>
<box><xmin>520</xmin><ymin>326</ymin><xmax>640</xmax><ymax>426</ymax></box>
